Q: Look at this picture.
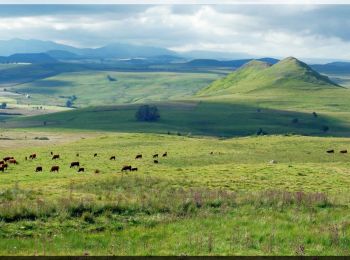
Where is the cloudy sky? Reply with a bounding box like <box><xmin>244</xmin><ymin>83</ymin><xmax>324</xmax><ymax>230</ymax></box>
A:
<box><xmin>0</xmin><ymin>4</ymin><xmax>350</xmax><ymax>61</ymax></box>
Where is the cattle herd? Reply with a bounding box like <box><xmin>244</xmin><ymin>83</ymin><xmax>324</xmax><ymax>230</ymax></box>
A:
<box><xmin>0</xmin><ymin>151</ymin><xmax>168</xmax><ymax>174</ymax></box>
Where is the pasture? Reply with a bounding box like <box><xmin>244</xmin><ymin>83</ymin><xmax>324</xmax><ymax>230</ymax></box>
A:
<box><xmin>9</xmin><ymin>71</ymin><xmax>221</xmax><ymax>107</ymax></box>
<box><xmin>1</xmin><ymin>130</ymin><xmax>350</xmax><ymax>255</ymax></box>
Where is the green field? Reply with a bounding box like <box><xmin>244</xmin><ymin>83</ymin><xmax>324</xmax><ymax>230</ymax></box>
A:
<box><xmin>9</xmin><ymin>71</ymin><xmax>221</xmax><ymax>107</ymax></box>
<box><xmin>2</xmin><ymin>58</ymin><xmax>350</xmax><ymax>255</ymax></box>
<box><xmin>1</xmin><ymin>130</ymin><xmax>350</xmax><ymax>255</ymax></box>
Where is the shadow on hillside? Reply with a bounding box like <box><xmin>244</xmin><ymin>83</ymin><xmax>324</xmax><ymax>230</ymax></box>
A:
<box><xmin>5</xmin><ymin>101</ymin><xmax>350</xmax><ymax>138</ymax></box>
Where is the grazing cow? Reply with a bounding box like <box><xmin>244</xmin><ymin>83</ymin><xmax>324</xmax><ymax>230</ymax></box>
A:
<box><xmin>50</xmin><ymin>151</ymin><xmax>53</xmax><ymax>155</ymax></box>
<box><xmin>153</xmin><ymin>154</ymin><xmax>158</xmax><ymax>158</ymax></box>
<box><xmin>131</xmin><ymin>167</ymin><xmax>138</xmax><ymax>171</ymax></box>
<box><xmin>326</xmin><ymin>149</ymin><xmax>335</xmax><ymax>154</ymax></box>
<box><xmin>70</xmin><ymin>161</ymin><xmax>80</xmax><ymax>168</ymax></box>
<box><xmin>29</xmin><ymin>154</ymin><xmax>37</xmax><ymax>159</ymax></box>
<box><xmin>121</xmin><ymin>165</ymin><xmax>132</xmax><ymax>172</ymax></box>
<box><xmin>135</xmin><ymin>154</ymin><xmax>142</xmax><ymax>159</ymax></box>
<box><xmin>76</xmin><ymin>153</ymin><xmax>79</xmax><ymax>157</ymax></box>
<box><xmin>52</xmin><ymin>154</ymin><xmax>60</xmax><ymax>160</ymax></box>
<box><xmin>162</xmin><ymin>152</ymin><xmax>167</xmax><ymax>157</ymax></box>
<box><xmin>340</xmin><ymin>150</ymin><xmax>348</xmax><ymax>154</ymax></box>
<box><xmin>35</xmin><ymin>166</ymin><xmax>43</xmax><ymax>172</ymax></box>
<box><xmin>3</xmin><ymin>156</ymin><xmax>13</xmax><ymax>162</ymax></box>
<box><xmin>110</xmin><ymin>156</ymin><xmax>116</xmax><ymax>160</ymax></box>
<box><xmin>78</xmin><ymin>167</ymin><xmax>85</xmax><ymax>172</ymax></box>
<box><xmin>94</xmin><ymin>153</ymin><xmax>98</xmax><ymax>157</ymax></box>
<box><xmin>154</xmin><ymin>160</ymin><xmax>159</xmax><ymax>164</ymax></box>
<box><xmin>210</xmin><ymin>152</ymin><xmax>214</xmax><ymax>155</ymax></box>
<box><xmin>50</xmin><ymin>166</ymin><xmax>59</xmax><ymax>172</ymax></box>
<box><xmin>8</xmin><ymin>159</ymin><xmax>18</xmax><ymax>165</ymax></box>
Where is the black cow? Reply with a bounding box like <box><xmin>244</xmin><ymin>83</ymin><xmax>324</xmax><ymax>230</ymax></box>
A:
<box><xmin>153</xmin><ymin>154</ymin><xmax>158</xmax><ymax>158</ymax></box>
<box><xmin>326</xmin><ymin>149</ymin><xmax>335</xmax><ymax>154</ymax></box>
<box><xmin>35</xmin><ymin>166</ymin><xmax>43</xmax><ymax>172</ymax></box>
<box><xmin>162</xmin><ymin>152</ymin><xmax>167</xmax><ymax>157</ymax></box>
<box><xmin>131</xmin><ymin>167</ymin><xmax>138</xmax><ymax>171</ymax></box>
<box><xmin>110</xmin><ymin>156</ymin><xmax>116</xmax><ymax>160</ymax></box>
<box><xmin>52</xmin><ymin>154</ymin><xmax>60</xmax><ymax>160</ymax></box>
<box><xmin>50</xmin><ymin>166</ymin><xmax>59</xmax><ymax>172</ymax></box>
<box><xmin>135</xmin><ymin>154</ymin><xmax>142</xmax><ymax>159</ymax></box>
<box><xmin>340</xmin><ymin>150</ymin><xmax>348</xmax><ymax>154</ymax></box>
<box><xmin>78</xmin><ymin>167</ymin><xmax>85</xmax><ymax>172</ymax></box>
<box><xmin>121</xmin><ymin>165</ymin><xmax>132</xmax><ymax>171</ymax></box>
<box><xmin>154</xmin><ymin>160</ymin><xmax>159</xmax><ymax>164</ymax></box>
<box><xmin>70</xmin><ymin>161</ymin><xmax>80</xmax><ymax>168</ymax></box>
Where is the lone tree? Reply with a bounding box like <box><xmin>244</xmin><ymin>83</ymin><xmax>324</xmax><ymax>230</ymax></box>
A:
<box><xmin>0</xmin><ymin>102</ymin><xmax>7</xmax><ymax>109</ymax></box>
<box><xmin>135</xmin><ymin>105</ymin><xmax>160</xmax><ymax>122</ymax></box>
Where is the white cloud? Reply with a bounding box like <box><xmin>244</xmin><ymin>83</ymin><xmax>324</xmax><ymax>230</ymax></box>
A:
<box><xmin>0</xmin><ymin>4</ymin><xmax>350</xmax><ymax>60</ymax></box>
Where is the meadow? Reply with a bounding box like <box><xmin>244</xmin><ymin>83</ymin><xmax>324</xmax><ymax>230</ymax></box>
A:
<box><xmin>1</xmin><ymin>130</ymin><xmax>350</xmax><ymax>255</ymax></box>
<box><xmin>9</xmin><ymin>71</ymin><xmax>221</xmax><ymax>107</ymax></box>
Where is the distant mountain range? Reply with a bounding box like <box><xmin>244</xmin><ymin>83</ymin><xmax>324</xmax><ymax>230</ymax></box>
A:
<box><xmin>0</xmin><ymin>39</ymin><xmax>350</xmax><ymax>75</ymax></box>
<box><xmin>0</xmin><ymin>38</ymin><xmax>177</xmax><ymax>60</ymax></box>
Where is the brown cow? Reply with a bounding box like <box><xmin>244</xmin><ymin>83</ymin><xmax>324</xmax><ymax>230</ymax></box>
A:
<box><xmin>50</xmin><ymin>166</ymin><xmax>59</xmax><ymax>172</ymax></box>
<box><xmin>340</xmin><ymin>150</ymin><xmax>348</xmax><ymax>154</ymax></box>
<box><xmin>78</xmin><ymin>167</ymin><xmax>85</xmax><ymax>172</ymax></box>
<box><xmin>2</xmin><ymin>163</ymin><xmax>7</xmax><ymax>169</ymax></box>
<box><xmin>29</xmin><ymin>154</ymin><xmax>37</xmax><ymax>159</ymax></box>
<box><xmin>131</xmin><ymin>167</ymin><xmax>138</xmax><ymax>171</ymax></box>
<box><xmin>110</xmin><ymin>156</ymin><xmax>116</xmax><ymax>160</ymax></box>
<box><xmin>70</xmin><ymin>161</ymin><xmax>80</xmax><ymax>168</ymax></box>
<box><xmin>326</xmin><ymin>149</ymin><xmax>334</xmax><ymax>154</ymax></box>
<box><xmin>121</xmin><ymin>165</ymin><xmax>132</xmax><ymax>171</ymax></box>
<box><xmin>0</xmin><ymin>160</ymin><xmax>4</xmax><ymax>165</ymax></box>
<box><xmin>162</xmin><ymin>152</ymin><xmax>167</xmax><ymax>157</ymax></box>
<box><xmin>35</xmin><ymin>166</ymin><xmax>43</xmax><ymax>172</ymax></box>
<box><xmin>8</xmin><ymin>159</ymin><xmax>18</xmax><ymax>165</ymax></box>
<box><xmin>153</xmin><ymin>154</ymin><xmax>158</xmax><ymax>158</ymax></box>
<box><xmin>0</xmin><ymin>166</ymin><xmax>4</xmax><ymax>172</ymax></box>
<box><xmin>52</xmin><ymin>154</ymin><xmax>60</xmax><ymax>160</ymax></box>
<box><xmin>135</xmin><ymin>154</ymin><xmax>142</xmax><ymax>159</ymax></box>
<box><xmin>154</xmin><ymin>160</ymin><xmax>159</xmax><ymax>164</ymax></box>
<box><xmin>3</xmin><ymin>156</ymin><xmax>13</xmax><ymax>162</ymax></box>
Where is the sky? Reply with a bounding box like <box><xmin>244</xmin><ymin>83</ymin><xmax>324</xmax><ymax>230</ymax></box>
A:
<box><xmin>0</xmin><ymin>4</ymin><xmax>350</xmax><ymax>61</ymax></box>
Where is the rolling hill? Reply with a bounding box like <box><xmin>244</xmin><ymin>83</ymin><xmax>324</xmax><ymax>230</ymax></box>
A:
<box><xmin>199</xmin><ymin>57</ymin><xmax>341</xmax><ymax>96</ymax></box>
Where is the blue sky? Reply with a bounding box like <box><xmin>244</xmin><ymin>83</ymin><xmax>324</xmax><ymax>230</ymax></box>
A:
<box><xmin>0</xmin><ymin>4</ymin><xmax>350</xmax><ymax>60</ymax></box>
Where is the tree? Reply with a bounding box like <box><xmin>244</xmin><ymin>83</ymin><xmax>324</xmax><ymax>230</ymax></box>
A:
<box><xmin>0</xmin><ymin>102</ymin><xmax>7</xmax><ymax>109</ymax></box>
<box><xmin>322</xmin><ymin>125</ymin><xmax>329</xmax><ymax>132</ymax></box>
<box><xmin>66</xmin><ymin>100</ymin><xmax>73</xmax><ymax>108</ymax></box>
<box><xmin>135</xmin><ymin>105</ymin><xmax>160</xmax><ymax>122</ymax></box>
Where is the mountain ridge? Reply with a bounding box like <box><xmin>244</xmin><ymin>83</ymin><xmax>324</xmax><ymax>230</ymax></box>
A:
<box><xmin>198</xmin><ymin>57</ymin><xmax>341</xmax><ymax>96</ymax></box>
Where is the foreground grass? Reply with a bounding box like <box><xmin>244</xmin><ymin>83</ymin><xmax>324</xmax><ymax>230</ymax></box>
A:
<box><xmin>1</xmin><ymin>131</ymin><xmax>350</xmax><ymax>255</ymax></box>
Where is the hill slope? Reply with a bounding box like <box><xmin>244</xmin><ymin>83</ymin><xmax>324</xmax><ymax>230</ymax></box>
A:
<box><xmin>199</xmin><ymin>57</ymin><xmax>341</xmax><ymax>96</ymax></box>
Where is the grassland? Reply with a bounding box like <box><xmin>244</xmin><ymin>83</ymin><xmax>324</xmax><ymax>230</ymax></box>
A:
<box><xmin>8</xmin><ymin>71</ymin><xmax>220</xmax><ymax>107</ymax></box>
<box><xmin>1</xmin><ymin>130</ymin><xmax>350</xmax><ymax>255</ymax></box>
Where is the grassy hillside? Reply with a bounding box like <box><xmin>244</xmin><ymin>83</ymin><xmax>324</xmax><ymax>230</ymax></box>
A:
<box><xmin>9</xmin><ymin>71</ymin><xmax>220</xmax><ymax>107</ymax></box>
<box><xmin>6</xmin><ymin>101</ymin><xmax>350</xmax><ymax>137</ymax></box>
<box><xmin>199</xmin><ymin>57</ymin><xmax>340</xmax><ymax>97</ymax></box>
<box><xmin>1</xmin><ymin>130</ymin><xmax>350</xmax><ymax>255</ymax></box>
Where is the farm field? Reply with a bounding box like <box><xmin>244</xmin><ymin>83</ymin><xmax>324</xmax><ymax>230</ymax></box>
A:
<box><xmin>1</xmin><ymin>130</ymin><xmax>350</xmax><ymax>255</ymax></box>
